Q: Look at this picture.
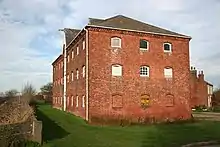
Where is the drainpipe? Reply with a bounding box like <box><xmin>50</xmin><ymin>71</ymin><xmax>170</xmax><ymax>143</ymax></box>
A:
<box><xmin>62</xmin><ymin>30</ymin><xmax>67</xmax><ymax>111</ymax></box>
<box><xmin>85</xmin><ymin>28</ymin><xmax>89</xmax><ymax>121</ymax></box>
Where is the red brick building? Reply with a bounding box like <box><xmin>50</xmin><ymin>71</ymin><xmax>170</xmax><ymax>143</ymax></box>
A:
<box><xmin>52</xmin><ymin>15</ymin><xmax>193</xmax><ymax>123</ymax></box>
<box><xmin>190</xmin><ymin>67</ymin><xmax>213</xmax><ymax>108</ymax></box>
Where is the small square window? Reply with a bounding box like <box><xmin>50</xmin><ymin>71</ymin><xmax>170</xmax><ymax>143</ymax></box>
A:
<box><xmin>111</xmin><ymin>37</ymin><xmax>121</xmax><ymax>48</ymax></box>
<box><xmin>140</xmin><ymin>66</ymin><xmax>149</xmax><ymax>77</ymax></box>
<box><xmin>140</xmin><ymin>40</ymin><xmax>149</xmax><ymax>50</ymax></box>
<box><xmin>164</xmin><ymin>68</ymin><xmax>173</xmax><ymax>78</ymax></box>
<box><xmin>164</xmin><ymin>43</ymin><xmax>172</xmax><ymax>52</ymax></box>
<box><xmin>112</xmin><ymin>65</ymin><xmax>122</xmax><ymax>76</ymax></box>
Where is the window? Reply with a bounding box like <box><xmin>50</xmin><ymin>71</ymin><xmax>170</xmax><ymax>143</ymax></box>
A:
<box><xmin>111</xmin><ymin>37</ymin><xmax>121</xmax><ymax>48</ymax></box>
<box><xmin>82</xmin><ymin>96</ymin><xmax>85</xmax><ymax>107</ymax></box>
<box><xmin>61</xmin><ymin>97</ymin><xmax>62</xmax><ymax>105</ymax></box>
<box><xmin>112</xmin><ymin>64</ymin><xmax>122</xmax><ymax>76</ymax></box>
<box><xmin>71</xmin><ymin>96</ymin><xmax>74</xmax><ymax>106</ymax></box>
<box><xmin>67</xmin><ymin>97</ymin><xmax>69</xmax><ymax>106</ymax></box>
<box><xmin>72</xmin><ymin>50</ymin><xmax>74</xmax><ymax>59</ymax></box>
<box><xmin>82</xmin><ymin>65</ymin><xmax>85</xmax><ymax>78</ymax></box>
<box><xmin>71</xmin><ymin>71</ymin><xmax>74</xmax><ymax>81</ymax></box>
<box><xmin>67</xmin><ymin>74</ymin><xmax>69</xmax><ymax>83</ymax></box>
<box><xmin>76</xmin><ymin>69</ymin><xmax>79</xmax><ymax>79</ymax></box>
<box><xmin>67</xmin><ymin>54</ymin><xmax>70</xmax><ymax>62</ymax></box>
<box><xmin>164</xmin><ymin>67</ymin><xmax>173</xmax><ymax>78</ymax></box>
<box><xmin>77</xmin><ymin>46</ymin><xmax>79</xmax><ymax>55</ymax></box>
<box><xmin>61</xmin><ymin>61</ymin><xmax>63</xmax><ymax>68</ymax></box>
<box><xmin>140</xmin><ymin>39</ymin><xmax>149</xmax><ymax>50</ymax></box>
<box><xmin>76</xmin><ymin>95</ymin><xmax>79</xmax><ymax>107</ymax></box>
<box><xmin>83</xmin><ymin>40</ymin><xmax>85</xmax><ymax>50</ymax></box>
<box><xmin>140</xmin><ymin>66</ymin><xmax>150</xmax><ymax>77</ymax></box>
<box><xmin>164</xmin><ymin>43</ymin><xmax>172</xmax><ymax>52</ymax></box>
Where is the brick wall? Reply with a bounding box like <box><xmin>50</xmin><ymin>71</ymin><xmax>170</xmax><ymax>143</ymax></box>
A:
<box><xmin>190</xmin><ymin>68</ymin><xmax>208</xmax><ymax>108</ymax></box>
<box><xmin>52</xmin><ymin>55</ymin><xmax>64</xmax><ymax>109</ymax></box>
<box><xmin>66</xmin><ymin>34</ymin><xmax>86</xmax><ymax>119</ymax></box>
<box><xmin>88</xmin><ymin>28</ymin><xmax>192</xmax><ymax>123</ymax></box>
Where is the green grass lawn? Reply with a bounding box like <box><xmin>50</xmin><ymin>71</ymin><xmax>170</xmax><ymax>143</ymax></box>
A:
<box><xmin>36</xmin><ymin>104</ymin><xmax>220</xmax><ymax>147</ymax></box>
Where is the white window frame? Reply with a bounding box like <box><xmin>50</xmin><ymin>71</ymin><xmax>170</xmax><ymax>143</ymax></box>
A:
<box><xmin>77</xmin><ymin>46</ymin><xmax>79</xmax><ymax>55</ymax></box>
<box><xmin>112</xmin><ymin>64</ymin><xmax>122</xmax><ymax>76</ymax></box>
<box><xmin>76</xmin><ymin>95</ymin><xmax>79</xmax><ymax>107</ymax></box>
<box><xmin>82</xmin><ymin>65</ymin><xmax>85</xmax><ymax>78</ymax></box>
<box><xmin>140</xmin><ymin>66</ymin><xmax>150</xmax><ymax>77</ymax></box>
<box><xmin>76</xmin><ymin>69</ymin><xmax>79</xmax><ymax>79</ymax></box>
<box><xmin>82</xmin><ymin>95</ymin><xmax>85</xmax><ymax>107</ymax></box>
<box><xmin>71</xmin><ymin>71</ymin><xmax>74</xmax><ymax>81</ymax></box>
<box><xmin>83</xmin><ymin>40</ymin><xmax>85</xmax><ymax>50</ymax></box>
<box><xmin>163</xmin><ymin>43</ymin><xmax>172</xmax><ymax>53</ymax></box>
<box><xmin>164</xmin><ymin>67</ymin><xmax>173</xmax><ymax>78</ymax></box>
<box><xmin>140</xmin><ymin>39</ymin><xmax>149</xmax><ymax>51</ymax></box>
<box><xmin>111</xmin><ymin>37</ymin><xmax>121</xmax><ymax>48</ymax></box>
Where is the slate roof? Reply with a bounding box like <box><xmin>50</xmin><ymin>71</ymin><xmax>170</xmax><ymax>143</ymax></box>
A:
<box><xmin>88</xmin><ymin>15</ymin><xmax>190</xmax><ymax>38</ymax></box>
<box><xmin>63</xmin><ymin>28</ymin><xmax>81</xmax><ymax>46</ymax></box>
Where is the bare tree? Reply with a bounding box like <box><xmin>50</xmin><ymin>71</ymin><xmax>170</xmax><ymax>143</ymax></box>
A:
<box><xmin>5</xmin><ymin>89</ymin><xmax>18</xmax><ymax>98</ymax></box>
<box><xmin>21</xmin><ymin>83</ymin><xmax>36</xmax><ymax>103</ymax></box>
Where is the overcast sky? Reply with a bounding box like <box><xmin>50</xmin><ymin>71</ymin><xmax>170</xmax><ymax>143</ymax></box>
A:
<box><xmin>0</xmin><ymin>0</ymin><xmax>219</xmax><ymax>92</ymax></box>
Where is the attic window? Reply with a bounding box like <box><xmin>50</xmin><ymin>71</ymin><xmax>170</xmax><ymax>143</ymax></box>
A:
<box><xmin>140</xmin><ymin>40</ymin><xmax>149</xmax><ymax>50</ymax></box>
<box><xmin>164</xmin><ymin>43</ymin><xmax>172</xmax><ymax>52</ymax></box>
<box><xmin>111</xmin><ymin>37</ymin><xmax>121</xmax><ymax>48</ymax></box>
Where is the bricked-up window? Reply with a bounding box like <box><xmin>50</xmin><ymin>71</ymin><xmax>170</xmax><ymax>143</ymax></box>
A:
<box><xmin>112</xmin><ymin>64</ymin><xmax>122</xmax><ymax>76</ymax></box>
<box><xmin>140</xmin><ymin>66</ymin><xmax>149</xmax><ymax>77</ymax></box>
<box><xmin>76</xmin><ymin>95</ymin><xmax>79</xmax><ymax>107</ymax></box>
<box><xmin>111</xmin><ymin>37</ymin><xmax>121</xmax><ymax>48</ymax></box>
<box><xmin>140</xmin><ymin>39</ymin><xmax>149</xmax><ymax>50</ymax></box>
<box><xmin>76</xmin><ymin>69</ymin><xmax>79</xmax><ymax>79</ymax></box>
<box><xmin>71</xmin><ymin>96</ymin><xmax>74</xmax><ymax>106</ymax></box>
<box><xmin>82</xmin><ymin>65</ymin><xmax>85</xmax><ymax>78</ymax></box>
<box><xmin>71</xmin><ymin>71</ymin><xmax>74</xmax><ymax>81</ymax></box>
<box><xmin>72</xmin><ymin>50</ymin><xmax>74</xmax><ymax>59</ymax></box>
<box><xmin>83</xmin><ymin>40</ymin><xmax>85</xmax><ymax>50</ymax></box>
<box><xmin>77</xmin><ymin>46</ymin><xmax>79</xmax><ymax>55</ymax></box>
<box><xmin>164</xmin><ymin>43</ymin><xmax>172</xmax><ymax>52</ymax></box>
<box><xmin>164</xmin><ymin>67</ymin><xmax>173</xmax><ymax>78</ymax></box>
<box><xmin>112</xmin><ymin>94</ymin><xmax>123</xmax><ymax>108</ymax></box>
<box><xmin>165</xmin><ymin>94</ymin><xmax>174</xmax><ymax>107</ymax></box>
<box><xmin>82</xmin><ymin>95</ymin><xmax>85</xmax><ymax>107</ymax></box>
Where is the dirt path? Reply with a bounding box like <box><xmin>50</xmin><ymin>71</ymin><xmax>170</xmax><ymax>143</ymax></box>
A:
<box><xmin>193</xmin><ymin>112</ymin><xmax>220</xmax><ymax>121</ymax></box>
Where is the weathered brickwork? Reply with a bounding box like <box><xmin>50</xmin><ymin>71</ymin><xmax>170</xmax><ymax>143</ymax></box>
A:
<box><xmin>190</xmin><ymin>69</ymin><xmax>209</xmax><ymax>108</ymax></box>
<box><xmin>66</xmin><ymin>34</ymin><xmax>86</xmax><ymax>119</ymax></box>
<box><xmin>52</xmin><ymin>55</ymin><xmax>64</xmax><ymax>109</ymax></box>
<box><xmin>88</xmin><ymin>28</ymin><xmax>192</xmax><ymax>122</ymax></box>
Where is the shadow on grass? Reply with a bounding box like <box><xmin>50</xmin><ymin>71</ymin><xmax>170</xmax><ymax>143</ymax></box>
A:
<box><xmin>36</xmin><ymin>106</ymin><xmax>69</xmax><ymax>142</ymax></box>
